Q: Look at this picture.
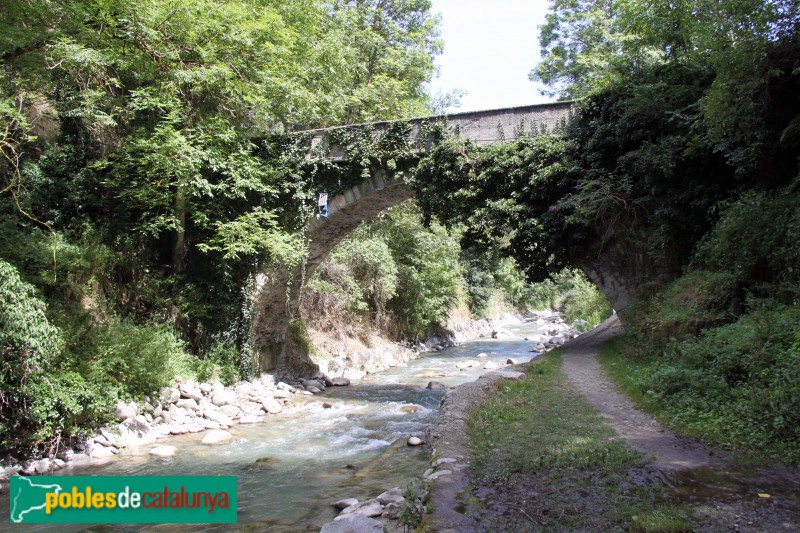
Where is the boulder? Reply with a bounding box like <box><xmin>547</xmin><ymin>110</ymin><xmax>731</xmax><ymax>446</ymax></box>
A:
<box><xmin>483</xmin><ymin>361</ymin><xmax>499</xmax><ymax>370</ymax></box>
<box><xmin>212</xmin><ymin>388</ymin><xmax>238</xmax><ymax>407</ymax></box>
<box><xmin>57</xmin><ymin>448</ymin><xmax>74</xmax><ymax>462</ymax></box>
<box><xmin>93</xmin><ymin>434</ymin><xmax>113</xmax><ymax>447</ymax></box>
<box><xmin>303</xmin><ymin>379</ymin><xmax>325</xmax><ymax>390</ymax></box>
<box><xmin>89</xmin><ymin>446</ymin><xmax>115</xmax><ymax>459</ymax></box>
<box><xmin>203</xmin><ymin>409</ymin><xmax>234</xmax><ymax>427</ymax></box>
<box><xmin>338</xmin><ymin>499</ymin><xmax>383</xmax><ymax>518</ymax></box>
<box><xmin>506</xmin><ymin>358</ymin><xmax>520</xmax><ymax>365</ymax></box>
<box><xmin>271</xmin><ymin>389</ymin><xmax>292</xmax><ymax>399</ymax></box>
<box><xmin>199</xmin><ymin>419</ymin><xmax>221</xmax><ymax>430</ymax></box>
<box><xmin>199</xmin><ymin>382</ymin><xmax>213</xmax><ymax>394</ymax></box>
<box><xmin>149</xmin><ymin>445</ymin><xmax>177</xmax><ymax>458</ymax></box>
<box><xmin>407</xmin><ymin>436</ymin><xmax>424</xmax><ymax>446</ymax></box>
<box><xmin>376</xmin><ymin>487</ymin><xmax>404</xmax><ymax>505</ymax></box>
<box><xmin>331</xmin><ymin>377</ymin><xmax>351</xmax><ymax>387</ymax></box>
<box><xmin>306</xmin><ymin>386</ymin><xmax>323</xmax><ymax>394</ymax></box>
<box><xmin>491</xmin><ymin>328</ymin><xmax>514</xmax><ymax>339</ymax></box>
<box><xmin>261</xmin><ymin>397</ymin><xmax>283</xmax><ymax>414</ymax></box>
<box><xmin>114</xmin><ymin>401</ymin><xmax>137</xmax><ymax>422</ymax></box>
<box><xmin>220</xmin><ymin>404</ymin><xmax>242</xmax><ymax>419</ymax></box>
<box><xmin>383</xmin><ymin>501</ymin><xmax>402</xmax><ymax>519</ymax></box>
<box><xmin>119</xmin><ymin>417</ymin><xmax>150</xmax><ymax>439</ymax></box>
<box><xmin>334</xmin><ymin>498</ymin><xmax>359</xmax><ymax>509</ymax></box>
<box><xmin>201</xmin><ymin>430</ymin><xmax>233</xmax><ymax>446</ymax></box>
<box><xmin>179</xmin><ymin>383</ymin><xmax>203</xmax><ymax>402</ymax></box>
<box><xmin>238</xmin><ymin>414</ymin><xmax>263</xmax><ymax>424</ymax></box>
<box><xmin>159</xmin><ymin>386</ymin><xmax>180</xmax><ymax>405</ymax></box>
<box><xmin>321</xmin><ymin>514</ymin><xmax>384</xmax><ymax>533</ymax></box>
<box><xmin>34</xmin><ymin>459</ymin><xmax>52</xmax><ymax>474</ymax></box>
<box><xmin>426</xmin><ymin>381</ymin><xmax>446</xmax><ymax>390</ymax></box>
<box><xmin>176</xmin><ymin>398</ymin><xmax>199</xmax><ymax>410</ymax></box>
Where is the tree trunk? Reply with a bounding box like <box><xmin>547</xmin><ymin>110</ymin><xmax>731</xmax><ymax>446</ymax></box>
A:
<box><xmin>173</xmin><ymin>183</ymin><xmax>187</xmax><ymax>273</ymax></box>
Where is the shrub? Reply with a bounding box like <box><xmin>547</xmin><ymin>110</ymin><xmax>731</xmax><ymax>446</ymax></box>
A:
<box><xmin>627</xmin><ymin>270</ymin><xmax>738</xmax><ymax>339</ymax></box>
<box><xmin>630</xmin><ymin>305</ymin><xmax>800</xmax><ymax>463</ymax></box>
<box><xmin>81</xmin><ymin>320</ymin><xmax>192</xmax><ymax>400</ymax></box>
<box><xmin>693</xmin><ymin>189</ymin><xmax>800</xmax><ymax>302</ymax></box>
<box><xmin>0</xmin><ymin>259</ymin><xmax>64</xmax><ymax>450</ymax></box>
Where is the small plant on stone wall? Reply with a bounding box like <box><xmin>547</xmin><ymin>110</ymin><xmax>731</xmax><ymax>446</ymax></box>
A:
<box><xmin>397</xmin><ymin>477</ymin><xmax>429</xmax><ymax>530</ymax></box>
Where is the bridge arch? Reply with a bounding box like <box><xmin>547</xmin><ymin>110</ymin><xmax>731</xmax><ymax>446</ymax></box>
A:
<box><xmin>250</xmin><ymin>102</ymin><xmax>575</xmax><ymax>380</ymax></box>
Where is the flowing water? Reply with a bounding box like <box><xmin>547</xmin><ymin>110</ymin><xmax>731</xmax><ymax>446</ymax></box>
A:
<box><xmin>1</xmin><ymin>320</ymin><xmax>549</xmax><ymax>532</ymax></box>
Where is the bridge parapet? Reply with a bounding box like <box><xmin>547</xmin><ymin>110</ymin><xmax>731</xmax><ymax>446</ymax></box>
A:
<box><xmin>303</xmin><ymin>101</ymin><xmax>574</xmax><ymax>161</ymax></box>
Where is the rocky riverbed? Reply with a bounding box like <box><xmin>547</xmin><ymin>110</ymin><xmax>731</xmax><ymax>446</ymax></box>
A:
<box><xmin>0</xmin><ymin>372</ymin><xmax>355</xmax><ymax>480</ymax></box>
<box><xmin>1</xmin><ymin>310</ymin><xmax>583</xmax><ymax>531</ymax></box>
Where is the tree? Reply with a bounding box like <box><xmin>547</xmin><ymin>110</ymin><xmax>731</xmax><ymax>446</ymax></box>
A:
<box><xmin>327</xmin><ymin>0</ymin><xmax>443</xmax><ymax>122</ymax></box>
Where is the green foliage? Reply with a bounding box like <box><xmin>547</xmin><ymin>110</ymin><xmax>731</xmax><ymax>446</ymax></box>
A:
<box><xmin>194</xmin><ymin>342</ymin><xmax>240</xmax><ymax>386</ymax></box>
<box><xmin>628</xmin><ymin>270</ymin><xmax>739</xmax><ymax>339</ymax></box>
<box><xmin>397</xmin><ymin>477</ymin><xmax>427</xmax><ymax>528</ymax></box>
<box><xmin>559</xmin><ymin>270</ymin><xmax>613</xmax><ymax>329</ymax></box>
<box><xmin>305</xmin><ymin>202</ymin><xmax>464</xmax><ymax>340</ymax></box>
<box><xmin>532</xmin><ymin>0</ymin><xmax>640</xmax><ymax>98</ymax></box>
<box><xmin>413</xmin><ymin>133</ymin><xmax>585</xmax><ymax>284</ymax></box>
<box><xmin>602</xmin><ymin>305</ymin><xmax>800</xmax><ymax>465</ymax></box>
<box><xmin>0</xmin><ymin>259</ymin><xmax>62</xmax><ymax>450</ymax></box>
<box><xmin>79</xmin><ymin>320</ymin><xmax>192</xmax><ymax>400</ymax></box>
<box><xmin>329</xmin><ymin>231</ymin><xmax>399</xmax><ymax>319</ymax></box>
<box><xmin>375</xmin><ymin>204</ymin><xmax>465</xmax><ymax>339</ymax></box>
<box><xmin>693</xmin><ymin>189</ymin><xmax>800</xmax><ymax>299</ymax></box>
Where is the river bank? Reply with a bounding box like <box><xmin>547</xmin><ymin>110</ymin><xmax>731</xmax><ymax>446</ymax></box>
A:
<box><xmin>425</xmin><ymin>316</ymin><xmax>800</xmax><ymax>532</ymax></box>
<box><xmin>0</xmin><ymin>311</ymin><xmax>528</xmax><ymax>484</ymax></box>
<box><xmin>1</xmin><ymin>310</ymin><xmax>583</xmax><ymax>531</ymax></box>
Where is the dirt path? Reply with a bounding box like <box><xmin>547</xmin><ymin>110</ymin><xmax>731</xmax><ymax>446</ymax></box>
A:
<box><xmin>560</xmin><ymin>315</ymin><xmax>713</xmax><ymax>471</ymax></box>
<box><xmin>427</xmin><ymin>316</ymin><xmax>800</xmax><ymax>532</ymax></box>
<box><xmin>561</xmin><ymin>316</ymin><xmax>800</xmax><ymax>533</ymax></box>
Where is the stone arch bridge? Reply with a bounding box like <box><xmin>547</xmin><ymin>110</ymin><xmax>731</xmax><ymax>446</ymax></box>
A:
<box><xmin>252</xmin><ymin>102</ymin><xmax>577</xmax><ymax>379</ymax></box>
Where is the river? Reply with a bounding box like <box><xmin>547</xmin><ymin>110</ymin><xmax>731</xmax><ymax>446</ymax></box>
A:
<box><xmin>0</xmin><ymin>319</ymin><xmax>550</xmax><ymax>532</ymax></box>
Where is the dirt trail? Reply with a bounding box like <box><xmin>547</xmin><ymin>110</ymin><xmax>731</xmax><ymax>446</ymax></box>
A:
<box><xmin>427</xmin><ymin>315</ymin><xmax>800</xmax><ymax>532</ymax></box>
<box><xmin>560</xmin><ymin>315</ymin><xmax>713</xmax><ymax>471</ymax></box>
<box><xmin>561</xmin><ymin>315</ymin><xmax>800</xmax><ymax>533</ymax></box>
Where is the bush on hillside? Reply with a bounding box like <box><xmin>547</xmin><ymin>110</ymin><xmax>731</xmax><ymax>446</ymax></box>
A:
<box><xmin>629</xmin><ymin>305</ymin><xmax>800</xmax><ymax>463</ymax></box>
<box><xmin>0</xmin><ymin>259</ymin><xmax>66</xmax><ymax>450</ymax></box>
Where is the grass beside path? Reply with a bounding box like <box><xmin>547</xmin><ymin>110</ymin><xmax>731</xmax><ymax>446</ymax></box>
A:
<box><xmin>467</xmin><ymin>351</ymin><xmax>693</xmax><ymax>532</ymax></box>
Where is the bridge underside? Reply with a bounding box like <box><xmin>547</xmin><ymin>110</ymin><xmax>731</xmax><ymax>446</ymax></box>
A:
<box><xmin>248</xmin><ymin>101</ymin><xmax>629</xmax><ymax>380</ymax></box>
<box><xmin>251</xmin><ymin>171</ymin><xmax>414</xmax><ymax>380</ymax></box>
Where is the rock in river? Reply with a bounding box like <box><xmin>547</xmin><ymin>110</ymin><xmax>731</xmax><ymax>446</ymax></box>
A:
<box><xmin>201</xmin><ymin>429</ymin><xmax>233</xmax><ymax>446</ymax></box>
<box><xmin>338</xmin><ymin>499</ymin><xmax>383</xmax><ymax>518</ymax></box>
<box><xmin>149</xmin><ymin>445</ymin><xmax>177</xmax><ymax>458</ymax></box>
<box><xmin>333</xmin><ymin>498</ymin><xmax>359</xmax><ymax>509</ymax></box>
